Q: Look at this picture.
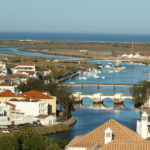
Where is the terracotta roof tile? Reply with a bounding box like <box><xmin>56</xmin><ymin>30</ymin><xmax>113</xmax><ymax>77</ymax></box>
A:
<box><xmin>23</xmin><ymin>90</ymin><xmax>52</xmax><ymax>99</ymax></box>
<box><xmin>19</xmin><ymin>71</ymin><xmax>35</xmax><ymax>75</ymax></box>
<box><xmin>67</xmin><ymin>120</ymin><xmax>143</xmax><ymax>148</ymax></box>
<box><xmin>100</xmin><ymin>141</ymin><xmax>150</xmax><ymax>150</ymax></box>
<box><xmin>0</xmin><ymin>91</ymin><xmax>21</xmax><ymax>97</ymax></box>
<box><xmin>5</xmin><ymin>101</ymin><xmax>16</xmax><ymax>107</ymax></box>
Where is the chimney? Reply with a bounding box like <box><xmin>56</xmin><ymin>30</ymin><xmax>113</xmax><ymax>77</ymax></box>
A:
<box><xmin>104</xmin><ymin>128</ymin><xmax>112</xmax><ymax>144</ymax></box>
<box><xmin>141</xmin><ymin>112</ymin><xmax>148</xmax><ymax>139</ymax></box>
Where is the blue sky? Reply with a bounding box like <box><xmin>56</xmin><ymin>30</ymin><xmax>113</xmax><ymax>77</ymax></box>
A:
<box><xmin>0</xmin><ymin>0</ymin><xmax>150</xmax><ymax>34</ymax></box>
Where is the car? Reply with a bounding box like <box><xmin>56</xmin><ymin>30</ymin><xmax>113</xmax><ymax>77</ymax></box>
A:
<box><xmin>2</xmin><ymin>129</ymin><xmax>10</xmax><ymax>133</ymax></box>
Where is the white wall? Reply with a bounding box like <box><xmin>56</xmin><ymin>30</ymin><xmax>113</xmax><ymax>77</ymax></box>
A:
<box><xmin>0</xmin><ymin>86</ymin><xmax>16</xmax><ymax>93</ymax></box>
<box><xmin>10</xmin><ymin>101</ymin><xmax>48</xmax><ymax>116</ymax></box>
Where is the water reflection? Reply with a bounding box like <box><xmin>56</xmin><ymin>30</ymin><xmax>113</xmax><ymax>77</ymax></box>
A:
<box><xmin>51</xmin><ymin>104</ymin><xmax>140</xmax><ymax>140</ymax></box>
<box><xmin>82</xmin><ymin>97</ymin><xmax>93</xmax><ymax>107</ymax></box>
<box><xmin>103</xmin><ymin>98</ymin><xmax>114</xmax><ymax>107</ymax></box>
<box><xmin>123</xmin><ymin>98</ymin><xmax>134</xmax><ymax>108</ymax></box>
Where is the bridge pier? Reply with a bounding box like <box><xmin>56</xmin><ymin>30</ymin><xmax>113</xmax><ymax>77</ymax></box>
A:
<box><xmin>97</xmin><ymin>85</ymin><xmax>100</xmax><ymax>90</ymax></box>
<box><xmin>93</xmin><ymin>98</ymin><xmax>103</xmax><ymax>104</ymax></box>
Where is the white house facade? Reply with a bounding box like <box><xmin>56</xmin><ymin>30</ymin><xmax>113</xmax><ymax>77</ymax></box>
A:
<box><xmin>136</xmin><ymin>112</ymin><xmax>150</xmax><ymax>139</ymax></box>
<box><xmin>10</xmin><ymin>100</ymin><xmax>48</xmax><ymax>116</ymax></box>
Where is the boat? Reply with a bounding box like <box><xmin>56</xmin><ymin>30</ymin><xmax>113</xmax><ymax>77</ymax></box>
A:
<box><xmin>108</xmin><ymin>70</ymin><xmax>114</xmax><ymax>73</ymax></box>
<box><xmin>93</xmin><ymin>75</ymin><xmax>99</xmax><ymax>78</ymax></box>
<box><xmin>101</xmin><ymin>76</ymin><xmax>106</xmax><ymax>79</ymax></box>
<box><xmin>79</xmin><ymin>77</ymin><xmax>87</xmax><ymax>80</ymax></box>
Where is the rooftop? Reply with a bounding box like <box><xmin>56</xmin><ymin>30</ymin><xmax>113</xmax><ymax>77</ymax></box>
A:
<box><xmin>67</xmin><ymin>120</ymin><xmax>145</xmax><ymax>149</ymax></box>
<box><xmin>23</xmin><ymin>90</ymin><xmax>52</xmax><ymax>99</ymax></box>
<box><xmin>17</xmin><ymin>63</ymin><xmax>35</xmax><ymax>66</ymax></box>
<box><xmin>5</xmin><ymin>101</ymin><xmax>16</xmax><ymax>107</ymax></box>
<box><xmin>0</xmin><ymin>91</ymin><xmax>21</xmax><ymax>97</ymax></box>
<box><xmin>100</xmin><ymin>141</ymin><xmax>150</xmax><ymax>150</ymax></box>
<box><xmin>18</xmin><ymin>71</ymin><xmax>35</xmax><ymax>75</ymax></box>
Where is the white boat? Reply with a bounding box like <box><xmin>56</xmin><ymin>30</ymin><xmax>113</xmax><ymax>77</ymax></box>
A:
<box><xmin>93</xmin><ymin>75</ymin><xmax>99</xmax><ymax>78</ymax></box>
<box><xmin>114</xmin><ymin>70</ymin><xmax>119</xmax><ymax>73</ymax></box>
<box><xmin>79</xmin><ymin>77</ymin><xmax>87</xmax><ymax>80</ymax></box>
<box><xmin>101</xmin><ymin>76</ymin><xmax>106</xmax><ymax>79</ymax></box>
<box><xmin>105</xmin><ymin>65</ymin><xmax>112</xmax><ymax>68</ymax></box>
<box><xmin>108</xmin><ymin>70</ymin><xmax>114</xmax><ymax>73</ymax></box>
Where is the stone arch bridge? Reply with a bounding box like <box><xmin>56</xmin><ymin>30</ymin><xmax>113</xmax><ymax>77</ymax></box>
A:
<box><xmin>72</xmin><ymin>92</ymin><xmax>132</xmax><ymax>104</ymax></box>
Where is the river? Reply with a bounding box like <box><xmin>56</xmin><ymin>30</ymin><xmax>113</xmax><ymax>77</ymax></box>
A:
<box><xmin>51</xmin><ymin>60</ymin><xmax>150</xmax><ymax>140</ymax></box>
<box><xmin>0</xmin><ymin>47</ymin><xmax>148</xmax><ymax>141</ymax></box>
<box><xmin>0</xmin><ymin>47</ymin><xmax>81</xmax><ymax>60</ymax></box>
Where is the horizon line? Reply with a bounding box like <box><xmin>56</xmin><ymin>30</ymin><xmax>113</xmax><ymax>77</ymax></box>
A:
<box><xmin>0</xmin><ymin>32</ymin><xmax>150</xmax><ymax>36</ymax></box>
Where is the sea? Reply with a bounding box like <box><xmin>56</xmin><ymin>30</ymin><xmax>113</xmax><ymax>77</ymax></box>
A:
<box><xmin>0</xmin><ymin>32</ymin><xmax>150</xmax><ymax>42</ymax></box>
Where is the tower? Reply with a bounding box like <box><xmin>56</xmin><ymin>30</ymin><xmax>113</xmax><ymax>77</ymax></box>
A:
<box><xmin>141</xmin><ymin>112</ymin><xmax>148</xmax><ymax>139</ymax></box>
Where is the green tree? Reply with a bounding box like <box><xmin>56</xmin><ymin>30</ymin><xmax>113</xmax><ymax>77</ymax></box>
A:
<box><xmin>45</xmin><ymin>143</ymin><xmax>60</xmax><ymax>150</ymax></box>
<box><xmin>130</xmin><ymin>80</ymin><xmax>150</xmax><ymax>107</ymax></box>
<box><xmin>18</xmin><ymin>78</ymin><xmax>44</xmax><ymax>92</ymax></box>
<box><xmin>22</xmin><ymin>134</ymin><xmax>46</xmax><ymax>150</ymax></box>
<box><xmin>56</xmin><ymin>86</ymin><xmax>74</xmax><ymax>119</ymax></box>
<box><xmin>44</xmin><ymin>82</ymin><xmax>58</xmax><ymax>96</ymax></box>
<box><xmin>0</xmin><ymin>134</ymin><xmax>19</xmax><ymax>150</ymax></box>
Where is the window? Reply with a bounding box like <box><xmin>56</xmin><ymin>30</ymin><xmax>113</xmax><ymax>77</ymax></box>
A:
<box><xmin>142</xmin><ymin>116</ymin><xmax>148</xmax><ymax>121</ymax></box>
<box><xmin>106</xmin><ymin>133</ymin><xmax>112</xmax><ymax>137</ymax></box>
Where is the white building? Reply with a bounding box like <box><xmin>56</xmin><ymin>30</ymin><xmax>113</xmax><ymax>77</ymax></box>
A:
<box><xmin>0</xmin><ymin>82</ymin><xmax>16</xmax><ymax>93</ymax></box>
<box><xmin>35</xmin><ymin>115</ymin><xmax>57</xmax><ymax>126</ymax></box>
<box><xmin>0</xmin><ymin>61</ymin><xmax>7</xmax><ymax>75</ymax></box>
<box><xmin>0</xmin><ymin>102</ymin><xmax>15</xmax><ymax>128</ymax></box>
<box><xmin>136</xmin><ymin>112</ymin><xmax>150</xmax><ymax>139</ymax></box>
<box><xmin>0</xmin><ymin>110</ymin><xmax>11</xmax><ymax>128</ymax></box>
<box><xmin>11</xmin><ymin>63</ymin><xmax>36</xmax><ymax>77</ymax></box>
<box><xmin>0</xmin><ymin>100</ymin><xmax>56</xmax><ymax>126</ymax></box>
<box><xmin>10</xmin><ymin>100</ymin><xmax>48</xmax><ymax>116</ymax></box>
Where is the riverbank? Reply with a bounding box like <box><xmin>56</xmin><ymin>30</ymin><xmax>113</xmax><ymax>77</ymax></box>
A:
<box><xmin>34</xmin><ymin>117</ymin><xmax>76</xmax><ymax>136</ymax></box>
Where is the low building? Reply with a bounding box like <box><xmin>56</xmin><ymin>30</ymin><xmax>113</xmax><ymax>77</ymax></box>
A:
<box><xmin>35</xmin><ymin>114</ymin><xmax>57</xmax><ymax>126</ymax></box>
<box><xmin>0</xmin><ymin>61</ymin><xmax>7</xmax><ymax>75</ymax></box>
<box><xmin>66</xmin><ymin>119</ymin><xmax>150</xmax><ymax>150</ymax></box>
<box><xmin>0</xmin><ymin>82</ymin><xmax>16</xmax><ymax>93</ymax></box>
<box><xmin>0</xmin><ymin>74</ymin><xmax>28</xmax><ymax>85</ymax></box>
<box><xmin>0</xmin><ymin>102</ymin><xmax>15</xmax><ymax>128</ymax></box>
<box><xmin>0</xmin><ymin>110</ymin><xmax>11</xmax><ymax>128</ymax></box>
<box><xmin>22</xmin><ymin>90</ymin><xmax>56</xmax><ymax>114</ymax></box>
<box><xmin>10</xmin><ymin>99</ymin><xmax>48</xmax><ymax>116</ymax></box>
<box><xmin>11</xmin><ymin>63</ymin><xmax>36</xmax><ymax>77</ymax></box>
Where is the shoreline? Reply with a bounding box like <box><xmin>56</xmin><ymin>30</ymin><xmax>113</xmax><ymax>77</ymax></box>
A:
<box><xmin>36</xmin><ymin>117</ymin><xmax>76</xmax><ymax>136</ymax></box>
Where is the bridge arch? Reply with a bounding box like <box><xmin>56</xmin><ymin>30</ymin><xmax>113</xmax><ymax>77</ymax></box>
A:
<box><xmin>122</xmin><ymin>98</ymin><xmax>134</xmax><ymax>107</ymax></box>
<box><xmin>102</xmin><ymin>97</ymin><xmax>114</xmax><ymax>107</ymax></box>
<box><xmin>81</xmin><ymin>97</ymin><xmax>93</xmax><ymax>106</ymax></box>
